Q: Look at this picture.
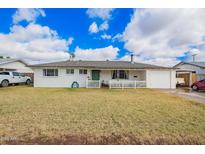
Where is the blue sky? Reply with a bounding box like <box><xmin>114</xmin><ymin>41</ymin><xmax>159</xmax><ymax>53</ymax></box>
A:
<box><xmin>0</xmin><ymin>8</ymin><xmax>204</xmax><ymax>66</ymax></box>
<box><xmin>41</xmin><ymin>9</ymin><xmax>132</xmax><ymax>53</ymax></box>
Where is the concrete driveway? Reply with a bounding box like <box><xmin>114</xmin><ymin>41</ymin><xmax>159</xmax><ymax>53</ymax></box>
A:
<box><xmin>159</xmin><ymin>88</ymin><xmax>205</xmax><ymax>104</ymax></box>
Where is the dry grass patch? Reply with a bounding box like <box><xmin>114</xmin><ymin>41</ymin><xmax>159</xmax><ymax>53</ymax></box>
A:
<box><xmin>0</xmin><ymin>86</ymin><xmax>205</xmax><ymax>144</ymax></box>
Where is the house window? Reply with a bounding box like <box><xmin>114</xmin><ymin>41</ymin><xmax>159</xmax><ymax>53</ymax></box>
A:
<box><xmin>43</xmin><ymin>69</ymin><xmax>58</xmax><ymax>76</ymax></box>
<box><xmin>79</xmin><ymin>69</ymin><xmax>87</xmax><ymax>75</ymax></box>
<box><xmin>66</xmin><ymin>69</ymin><xmax>74</xmax><ymax>74</ymax></box>
<box><xmin>112</xmin><ymin>70</ymin><xmax>128</xmax><ymax>79</ymax></box>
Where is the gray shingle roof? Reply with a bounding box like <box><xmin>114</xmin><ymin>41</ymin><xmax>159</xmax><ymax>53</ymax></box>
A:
<box><xmin>29</xmin><ymin>60</ymin><xmax>171</xmax><ymax>69</ymax></box>
<box><xmin>174</xmin><ymin>61</ymin><xmax>205</xmax><ymax>68</ymax></box>
<box><xmin>186</xmin><ymin>62</ymin><xmax>205</xmax><ymax>68</ymax></box>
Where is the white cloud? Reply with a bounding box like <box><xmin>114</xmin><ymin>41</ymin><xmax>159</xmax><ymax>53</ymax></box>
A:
<box><xmin>89</xmin><ymin>21</ymin><xmax>109</xmax><ymax>34</ymax></box>
<box><xmin>0</xmin><ymin>23</ymin><xmax>71</xmax><ymax>61</ymax></box>
<box><xmin>120</xmin><ymin>54</ymin><xmax>180</xmax><ymax>66</ymax></box>
<box><xmin>0</xmin><ymin>9</ymin><xmax>72</xmax><ymax>62</ymax></box>
<box><xmin>189</xmin><ymin>48</ymin><xmax>200</xmax><ymax>55</ymax></box>
<box><xmin>101</xmin><ymin>34</ymin><xmax>112</xmax><ymax>40</ymax></box>
<box><xmin>74</xmin><ymin>45</ymin><xmax>119</xmax><ymax>60</ymax></box>
<box><xmin>86</xmin><ymin>9</ymin><xmax>114</xmax><ymax>20</ymax></box>
<box><xmin>112</xmin><ymin>33</ymin><xmax>123</xmax><ymax>42</ymax></box>
<box><xmin>193</xmin><ymin>44</ymin><xmax>205</xmax><ymax>61</ymax></box>
<box><xmin>1</xmin><ymin>9</ymin><xmax>120</xmax><ymax>63</ymax></box>
<box><xmin>8</xmin><ymin>23</ymin><xmax>58</xmax><ymax>42</ymax></box>
<box><xmin>87</xmin><ymin>9</ymin><xmax>114</xmax><ymax>34</ymax></box>
<box><xmin>13</xmin><ymin>8</ymin><xmax>46</xmax><ymax>24</ymax></box>
<box><xmin>68</xmin><ymin>37</ymin><xmax>74</xmax><ymax>45</ymax></box>
<box><xmin>88</xmin><ymin>22</ymin><xmax>99</xmax><ymax>33</ymax></box>
<box><xmin>99</xmin><ymin>21</ymin><xmax>109</xmax><ymax>31</ymax></box>
<box><xmin>143</xmin><ymin>58</ymin><xmax>180</xmax><ymax>66</ymax></box>
<box><xmin>120</xmin><ymin>54</ymin><xmax>142</xmax><ymax>62</ymax></box>
<box><xmin>122</xmin><ymin>9</ymin><xmax>205</xmax><ymax>66</ymax></box>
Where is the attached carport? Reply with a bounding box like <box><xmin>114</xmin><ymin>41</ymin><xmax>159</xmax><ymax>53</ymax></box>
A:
<box><xmin>176</xmin><ymin>69</ymin><xmax>196</xmax><ymax>87</ymax></box>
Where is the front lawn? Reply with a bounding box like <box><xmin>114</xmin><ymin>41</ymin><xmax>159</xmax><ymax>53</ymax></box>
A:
<box><xmin>0</xmin><ymin>86</ymin><xmax>205</xmax><ymax>144</ymax></box>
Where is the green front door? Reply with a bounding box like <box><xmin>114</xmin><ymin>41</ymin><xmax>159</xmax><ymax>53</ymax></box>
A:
<box><xmin>92</xmin><ymin>70</ymin><xmax>100</xmax><ymax>80</ymax></box>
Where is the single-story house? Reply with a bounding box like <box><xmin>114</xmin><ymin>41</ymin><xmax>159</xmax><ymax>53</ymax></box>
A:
<box><xmin>30</xmin><ymin>58</ymin><xmax>176</xmax><ymax>89</ymax></box>
<box><xmin>174</xmin><ymin>61</ymin><xmax>205</xmax><ymax>86</ymax></box>
<box><xmin>0</xmin><ymin>58</ymin><xmax>34</xmax><ymax>80</ymax></box>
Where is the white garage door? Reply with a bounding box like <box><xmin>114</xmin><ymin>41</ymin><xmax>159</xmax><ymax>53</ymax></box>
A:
<box><xmin>147</xmin><ymin>70</ymin><xmax>171</xmax><ymax>88</ymax></box>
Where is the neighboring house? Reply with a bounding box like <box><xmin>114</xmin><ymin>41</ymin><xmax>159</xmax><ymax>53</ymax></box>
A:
<box><xmin>30</xmin><ymin>58</ymin><xmax>176</xmax><ymax>89</ymax></box>
<box><xmin>174</xmin><ymin>62</ymin><xmax>205</xmax><ymax>86</ymax></box>
<box><xmin>0</xmin><ymin>59</ymin><xmax>34</xmax><ymax>79</ymax></box>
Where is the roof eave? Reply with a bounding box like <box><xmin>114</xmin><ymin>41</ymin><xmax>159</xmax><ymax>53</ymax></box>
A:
<box><xmin>29</xmin><ymin>65</ymin><xmax>173</xmax><ymax>70</ymax></box>
<box><xmin>174</xmin><ymin>62</ymin><xmax>205</xmax><ymax>69</ymax></box>
<box><xmin>0</xmin><ymin>59</ymin><xmax>29</xmax><ymax>66</ymax></box>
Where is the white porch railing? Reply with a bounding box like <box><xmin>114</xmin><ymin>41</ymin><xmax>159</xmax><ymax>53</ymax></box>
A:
<box><xmin>86</xmin><ymin>80</ymin><xmax>101</xmax><ymax>88</ymax></box>
<box><xmin>109</xmin><ymin>80</ymin><xmax>146</xmax><ymax>89</ymax></box>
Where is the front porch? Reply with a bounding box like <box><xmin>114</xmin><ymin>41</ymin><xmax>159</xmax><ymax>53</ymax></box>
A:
<box><xmin>86</xmin><ymin>69</ymin><xmax>147</xmax><ymax>88</ymax></box>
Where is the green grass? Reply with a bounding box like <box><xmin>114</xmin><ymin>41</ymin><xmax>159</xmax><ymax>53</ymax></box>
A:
<box><xmin>0</xmin><ymin>86</ymin><xmax>205</xmax><ymax>144</ymax></box>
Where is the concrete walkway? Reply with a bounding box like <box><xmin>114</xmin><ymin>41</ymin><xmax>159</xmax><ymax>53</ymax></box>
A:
<box><xmin>159</xmin><ymin>88</ymin><xmax>205</xmax><ymax>104</ymax></box>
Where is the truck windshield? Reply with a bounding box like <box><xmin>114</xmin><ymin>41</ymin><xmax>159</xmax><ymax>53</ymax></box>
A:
<box><xmin>0</xmin><ymin>72</ymin><xmax>10</xmax><ymax>75</ymax></box>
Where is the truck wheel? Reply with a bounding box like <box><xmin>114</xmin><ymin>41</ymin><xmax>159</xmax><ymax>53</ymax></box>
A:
<box><xmin>26</xmin><ymin>79</ymin><xmax>31</xmax><ymax>85</ymax></box>
<box><xmin>1</xmin><ymin>80</ymin><xmax>9</xmax><ymax>87</ymax></box>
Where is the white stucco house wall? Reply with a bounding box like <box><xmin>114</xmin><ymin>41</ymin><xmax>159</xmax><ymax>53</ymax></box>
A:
<box><xmin>174</xmin><ymin>62</ymin><xmax>205</xmax><ymax>81</ymax></box>
<box><xmin>30</xmin><ymin>60</ymin><xmax>176</xmax><ymax>89</ymax></box>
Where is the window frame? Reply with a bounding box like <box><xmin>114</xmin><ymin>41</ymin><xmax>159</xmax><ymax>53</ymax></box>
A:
<box><xmin>112</xmin><ymin>70</ymin><xmax>128</xmax><ymax>79</ymax></box>
<box><xmin>66</xmin><ymin>69</ymin><xmax>74</xmax><ymax>75</ymax></box>
<box><xmin>79</xmin><ymin>69</ymin><xmax>87</xmax><ymax>75</ymax></box>
<box><xmin>43</xmin><ymin>69</ymin><xmax>58</xmax><ymax>77</ymax></box>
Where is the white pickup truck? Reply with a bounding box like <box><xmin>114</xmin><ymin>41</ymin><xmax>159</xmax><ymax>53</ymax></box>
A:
<box><xmin>0</xmin><ymin>71</ymin><xmax>32</xmax><ymax>87</ymax></box>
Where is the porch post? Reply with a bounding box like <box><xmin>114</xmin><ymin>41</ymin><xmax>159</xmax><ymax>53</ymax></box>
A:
<box><xmin>145</xmin><ymin>70</ymin><xmax>148</xmax><ymax>88</ymax></box>
<box><xmin>122</xmin><ymin>81</ymin><xmax>124</xmax><ymax>89</ymax></box>
<box><xmin>86</xmin><ymin>79</ymin><xmax>87</xmax><ymax>88</ymax></box>
<box><xmin>99</xmin><ymin>80</ymin><xmax>101</xmax><ymax>88</ymax></box>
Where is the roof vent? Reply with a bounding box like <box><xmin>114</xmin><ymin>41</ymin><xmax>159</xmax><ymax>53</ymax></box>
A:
<box><xmin>192</xmin><ymin>54</ymin><xmax>197</xmax><ymax>62</ymax></box>
<box><xmin>69</xmin><ymin>53</ymin><xmax>75</xmax><ymax>61</ymax></box>
<box><xmin>131</xmin><ymin>54</ymin><xmax>134</xmax><ymax>64</ymax></box>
